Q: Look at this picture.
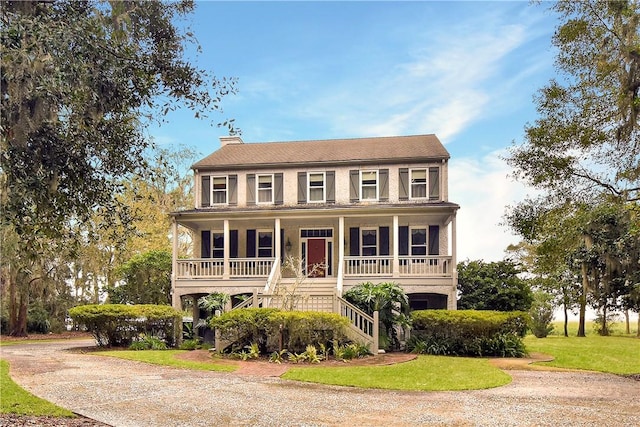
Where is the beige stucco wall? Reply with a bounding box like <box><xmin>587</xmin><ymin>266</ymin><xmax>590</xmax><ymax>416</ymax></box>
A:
<box><xmin>195</xmin><ymin>160</ymin><xmax>449</xmax><ymax>208</ymax></box>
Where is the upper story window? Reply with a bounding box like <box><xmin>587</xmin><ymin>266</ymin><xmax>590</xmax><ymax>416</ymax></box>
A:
<box><xmin>247</xmin><ymin>173</ymin><xmax>283</xmax><ymax>206</ymax></box>
<box><xmin>298</xmin><ymin>171</ymin><xmax>335</xmax><ymax>204</ymax></box>
<box><xmin>399</xmin><ymin>167</ymin><xmax>440</xmax><ymax>201</ymax></box>
<box><xmin>201</xmin><ymin>174</ymin><xmax>237</xmax><ymax>207</ymax></box>
<box><xmin>212</xmin><ymin>177</ymin><xmax>228</xmax><ymax>204</ymax></box>
<box><xmin>360</xmin><ymin>170</ymin><xmax>378</xmax><ymax>201</ymax></box>
<box><xmin>350</xmin><ymin>169</ymin><xmax>388</xmax><ymax>203</ymax></box>
<box><xmin>410</xmin><ymin>169</ymin><xmax>427</xmax><ymax>199</ymax></box>
<box><xmin>308</xmin><ymin>172</ymin><xmax>325</xmax><ymax>202</ymax></box>
<box><xmin>257</xmin><ymin>174</ymin><xmax>273</xmax><ymax>204</ymax></box>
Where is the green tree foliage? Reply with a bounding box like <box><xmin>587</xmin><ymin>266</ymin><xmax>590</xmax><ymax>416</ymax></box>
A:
<box><xmin>107</xmin><ymin>250</ymin><xmax>172</xmax><ymax>305</ymax></box>
<box><xmin>457</xmin><ymin>260</ymin><xmax>533</xmax><ymax>312</ymax></box>
<box><xmin>1</xmin><ymin>0</ymin><xmax>236</xmax><ymax>335</ymax></box>
<box><xmin>507</xmin><ymin>0</ymin><xmax>639</xmax><ymax>203</ymax></box>
<box><xmin>343</xmin><ymin>281</ymin><xmax>410</xmax><ymax>350</ymax></box>
<box><xmin>529</xmin><ymin>291</ymin><xmax>555</xmax><ymax>338</ymax></box>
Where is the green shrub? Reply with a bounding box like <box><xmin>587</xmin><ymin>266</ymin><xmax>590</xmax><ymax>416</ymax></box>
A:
<box><xmin>129</xmin><ymin>334</ymin><xmax>168</xmax><ymax>350</ymax></box>
<box><xmin>210</xmin><ymin>308</ymin><xmax>349</xmax><ymax>354</ymax></box>
<box><xmin>529</xmin><ymin>291</ymin><xmax>555</xmax><ymax>338</ymax></box>
<box><xmin>409</xmin><ymin>310</ymin><xmax>529</xmax><ymax>357</ymax></box>
<box><xmin>68</xmin><ymin>304</ymin><xmax>181</xmax><ymax>347</ymax></box>
<box><xmin>272</xmin><ymin>310</ymin><xmax>349</xmax><ymax>353</ymax></box>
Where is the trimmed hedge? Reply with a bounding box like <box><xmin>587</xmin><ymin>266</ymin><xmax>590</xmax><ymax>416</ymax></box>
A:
<box><xmin>210</xmin><ymin>308</ymin><xmax>349</xmax><ymax>354</ymax></box>
<box><xmin>409</xmin><ymin>310</ymin><xmax>529</xmax><ymax>357</ymax></box>
<box><xmin>68</xmin><ymin>304</ymin><xmax>181</xmax><ymax>347</ymax></box>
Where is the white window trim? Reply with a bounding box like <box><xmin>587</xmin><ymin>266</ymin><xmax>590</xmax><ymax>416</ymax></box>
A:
<box><xmin>257</xmin><ymin>229</ymin><xmax>273</xmax><ymax>258</ymax></box>
<box><xmin>409</xmin><ymin>226</ymin><xmax>428</xmax><ymax>256</ymax></box>
<box><xmin>360</xmin><ymin>227</ymin><xmax>378</xmax><ymax>257</ymax></box>
<box><xmin>211</xmin><ymin>175</ymin><xmax>229</xmax><ymax>205</ymax></box>
<box><xmin>307</xmin><ymin>171</ymin><xmax>326</xmax><ymax>203</ymax></box>
<box><xmin>409</xmin><ymin>168</ymin><xmax>428</xmax><ymax>200</ymax></box>
<box><xmin>256</xmin><ymin>174</ymin><xmax>274</xmax><ymax>204</ymax></box>
<box><xmin>360</xmin><ymin>170</ymin><xmax>378</xmax><ymax>201</ymax></box>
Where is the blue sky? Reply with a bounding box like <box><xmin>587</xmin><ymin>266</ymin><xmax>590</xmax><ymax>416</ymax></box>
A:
<box><xmin>148</xmin><ymin>1</ymin><xmax>560</xmax><ymax>262</ymax></box>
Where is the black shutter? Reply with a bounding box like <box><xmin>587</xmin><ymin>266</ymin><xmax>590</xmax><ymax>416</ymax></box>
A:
<box><xmin>201</xmin><ymin>230</ymin><xmax>211</xmax><ymax>258</ymax></box>
<box><xmin>201</xmin><ymin>176</ymin><xmax>210</xmax><ymax>207</ymax></box>
<box><xmin>349</xmin><ymin>170</ymin><xmax>359</xmax><ymax>202</ymax></box>
<box><xmin>429</xmin><ymin>167</ymin><xmax>440</xmax><ymax>200</ymax></box>
<box><xmin>246</xmin><ymin>229</ymin><xmax>256</xmax><ymax>257</ymax></box>
<box><xmin>229</xmin><ymin>175</ymin><xmax>238</xmax><ymax>205</ymax></box>
<box><xmin>246</xmin><ymin>174</ymin><xmax>256</xmax><ymax>205</ymax></box>
<box><xmin>230</xmin><ymin>230</ymin><xmax>238</xmax><ymax>258</ymax></box>
<box><xmin>379</xmin><ymin>169</ymin><xmax>389</xmax><ymax>201</ymax></box>
<box><xmin>399</xmin><ymin>168</ymin><xmax>409</xmax><ymax>201</ymax></box>
<box><xmin>429</xmin><ymin>225</ymin><xmax>440</xmax><ymax>255</ymax></box>
<box><xmin>297</xmin><ymin>172</ymin><xmax>307</xmax><ymax>204</ymax></box>
<box><xmin>274</xmin><ymin>173</ymin><xmax>284</xmax><ymax>205</ymax></box>
<box><xmin>326</xmin><ymin>171</ymin><xmax>335</xmax><ymax>203</ymax></box>
<box><xmin>379</xmin><ymin>226</ymin><xmax>390</xmax><ymax>256</ymax></box>
<box><xmin>349</xmin><ymin>227</ymin><xmax>360</xmax><ymax>256</ymax></box>
<box><xmin>399</xmin><ymin>226</ymin><xmax>409</xmax><ymax>256</ymax></box>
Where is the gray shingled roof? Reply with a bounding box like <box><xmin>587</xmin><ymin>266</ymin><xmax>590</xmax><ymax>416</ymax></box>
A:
<box><xmin>192</xmin><ymin>134</ymin><xmax>449</xmax><ymax>170</ymax></box>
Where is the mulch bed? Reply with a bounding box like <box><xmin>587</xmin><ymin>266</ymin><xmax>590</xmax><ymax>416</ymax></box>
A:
<box><xmin>174</xmin><ymin>349</ymin><xmax>417</xmax><ymax>376</ymax></box>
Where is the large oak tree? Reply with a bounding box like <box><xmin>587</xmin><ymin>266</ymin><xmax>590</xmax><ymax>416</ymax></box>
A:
<box><xmin>1</xmin><ymin>0</ymin><xmax>236</xmax><ymax>336</ymax></box>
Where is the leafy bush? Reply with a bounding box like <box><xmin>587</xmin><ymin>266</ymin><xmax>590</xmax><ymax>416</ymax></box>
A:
<box><xmin>68</xmin><ymin>304</ymin><xmax>181</xmax><ymax>347</ymax></box>
<box><xmin>529</xmin><ymin>291</ymin><xmax>555</xmax><ymax>338</ymax></box>
<box><xmin>210</xmin><ymin>308</ymin><xmax>349</xmax><ymax>354</ymax></box>
<box><xmin>409</xmin><ymin>310</ymin><xmax>529</xmax><ymax>357</ymax></box>
<box><xmin>129</xmin><ymin>334</ymin><xmax>168</xmax><ymax>350</ymax></box>
<box><xmin>272</xmin><ymin>310</ymin><xmax>349</xmax><ymax>353</ymax></box>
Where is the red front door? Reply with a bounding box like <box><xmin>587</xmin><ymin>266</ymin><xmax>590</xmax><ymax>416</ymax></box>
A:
<box><xmin>306</xmin><ymin>238</ymin><xmax>326</xmax><ymax>277</ymax></box>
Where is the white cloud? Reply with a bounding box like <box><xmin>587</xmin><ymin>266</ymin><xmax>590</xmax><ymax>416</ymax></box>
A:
<box><xmin>449</xmin><ymin>150</ymin><xmax>532</xmax><ymax>262</ymax></box>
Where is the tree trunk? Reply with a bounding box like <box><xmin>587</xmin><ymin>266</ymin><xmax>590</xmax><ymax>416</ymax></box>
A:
<box><xmin>563</xmin><ymin>303</ymin><xmax>569</xmax><ymax>337</ymax></box>
<box><xmin>10</xmin><ymin>293</ymin><xmax>29</xmax><ymax>337</ymax></box>
<box><xmin>624</xmin><ymin>310</ymin><xmax>630</xmax><ymax>335</ymax></box>
<box><xmin>578</xmin><ymin>262</ymin><xmax>588</xmax><ymax>337</ymax></box>
<box><xmin>601</xmin><ymin>304</ymin><xmax>608</xmax><ymax>336</ymax></box>
<box><xmin>637</xmin><ymin>314</ymin><xmax>640</xmax><ymax>338</ymax></box>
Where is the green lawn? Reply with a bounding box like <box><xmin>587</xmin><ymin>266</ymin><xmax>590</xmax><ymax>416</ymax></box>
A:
<box><xmin>0</xmin><ymin>359</ymin><xmax>75</xmax><ymax>417</ymax></box>
<box><xmin>282</xmin><ymin>355</ymin><xmax>511</xmax><ymax>391</ymax></box>
<box><xmin>98</xmin><ymin>349</ymin><xmax>237</xmax><ymax>372</ymax></box>
<box><xmin>524</xmin><ymin>334</ymin><xmax>640</xmax><ymax>374</ymax></box>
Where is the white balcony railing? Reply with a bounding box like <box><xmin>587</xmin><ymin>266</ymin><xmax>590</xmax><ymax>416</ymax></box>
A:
<box><xmin>343</xmin><ymin>256</ymin><xmax>392</xmax><ymax>276</ymax></box>
<box><xmin>176</xmin><ymin>258</ymin><xmax>275</xmax><ymax>279</ymax></box>
<box><xmin>398</xmin><ymin>256</ymin><xmax>450</xmax><ymax>276</ymax></box>
<box><xmin>343</xmin><ymin>255</ymin><xmax>452</xmax><ymax>277</ymax></box>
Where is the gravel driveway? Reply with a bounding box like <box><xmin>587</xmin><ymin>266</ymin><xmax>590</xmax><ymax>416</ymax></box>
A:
<box><xmin>1</xmin><ymin>339</ymin><xmax>639</xmax><ymax>427</ymax></box>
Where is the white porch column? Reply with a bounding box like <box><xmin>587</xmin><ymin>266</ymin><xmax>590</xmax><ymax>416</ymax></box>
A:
<box><xmin>392</xmin><ymin>215</ymin><xmax>399</xmax><ymax>278</ymax></box>
<box><xmin>171</xmin><ymin>219</ymin><xmax>180</xmax><ymax>310</ymax></box>
<box><xmin>338</xmin><ymin>216</ymin><xmax>345</xmax><ymax>263</ymax></box>
<box><xmin>223</xmin><ymin>219</ymin><xmax>230</xmax><ymax>279</ymax></box>
<box><xmin>274</xmin><ymin>217</ymin><xmax>281</xmax><ymax>259</ymax></box>
<box><xmin>450</xmin><ymin>213</ymin><xmax>458</xmax><ymax>310</ymax></box>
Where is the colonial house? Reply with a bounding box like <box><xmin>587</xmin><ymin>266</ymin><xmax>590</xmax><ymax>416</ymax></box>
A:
<box><xmin>170</xmin><ymin>134</ymin><xmax>459</xmax><ymax>348</ymax></box>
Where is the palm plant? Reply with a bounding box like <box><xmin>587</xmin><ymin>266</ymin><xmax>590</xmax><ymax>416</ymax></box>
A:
<box><xmin>343</xmin><ymin>281</ymin><xmax>410</xmax><ymax>350</ymax></box>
